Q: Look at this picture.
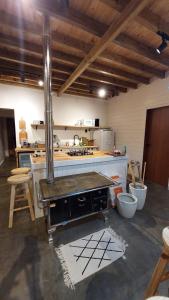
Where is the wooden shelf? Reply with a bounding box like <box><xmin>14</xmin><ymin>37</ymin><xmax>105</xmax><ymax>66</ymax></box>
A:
<box><xmin>31</xmin><ymin>124</ymin><xmax>111</xmax><ymax>131</ymax></box>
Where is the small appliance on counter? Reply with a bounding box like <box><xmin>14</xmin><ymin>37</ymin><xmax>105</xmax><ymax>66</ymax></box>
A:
<box><xmin>95</xmin><ymin>118</ymin><xmax>100</xmax><ymax>127</ymax></box>
<box><xmin>33</xmin><ymin>120</ymin><xmax>44</xmax><ymax>125</ymax></box>
<box><xmin>82</xmin><ymin>119</ymin><xmax>95</xmax><ymax>127</ymax></box>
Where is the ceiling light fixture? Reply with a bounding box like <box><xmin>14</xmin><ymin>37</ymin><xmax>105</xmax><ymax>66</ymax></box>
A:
<box><xmin>38</xmin><ymin>80</ymin><xmax>44</xmax><ymax>87</ymax></box>
<box><xmin>98</xmin><ymin>88</ymin><xmax>107</xmax><ymax>98</ymax></box>
<box><xmin>156</xmin><ymin>31</ymin><xmax>169</xmax><ymax>54</ymax></box>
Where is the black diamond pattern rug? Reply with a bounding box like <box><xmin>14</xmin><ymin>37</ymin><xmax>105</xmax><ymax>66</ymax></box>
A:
<box><xmin>56</xmin><ymin>228</ymin><xmax>127</xmax><ymax>289</ymax></box>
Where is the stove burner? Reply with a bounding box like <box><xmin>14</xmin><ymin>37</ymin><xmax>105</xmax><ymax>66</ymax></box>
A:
<box><xmin>67</xmin><ymin>150</ymin><xmax>93</xmax><ymax>156</ymax></box>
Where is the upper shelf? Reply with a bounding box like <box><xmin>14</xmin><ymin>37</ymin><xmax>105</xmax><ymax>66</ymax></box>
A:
<box><xmin>31</xmin><ymin>124</ymin><xmax>111</xmax><ymax>131</ymax></box>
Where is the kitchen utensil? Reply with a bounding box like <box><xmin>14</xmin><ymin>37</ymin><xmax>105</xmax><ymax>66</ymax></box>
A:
<box><xmin>136</xmin><ymin>161</ymin><xmax>141</xmax><ymax>181</ymax></box>
<box><xmin>129</xmin><ymin>161</ymin><xmax>136</xmax><ymax>187</ymax></box>
<box><xmin>142</xmin><ymin>161</ymin><xmax>146</xmax><ymax>185</ymax></box>
<box><xmin>81</xmin><ymin>137</ymin><xmax>88</xmax><ymax>145</ymax></box>
<box><xmin>88</xmin><ymin>139</ymin><xmax>94</xmax><ymax>146</ymax></box>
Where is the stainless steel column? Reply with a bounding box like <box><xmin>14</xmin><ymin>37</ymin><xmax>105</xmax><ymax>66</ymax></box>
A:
<box><xmin>43</xmin><ymin>15</ymin><xmax>54</xmax><ymax>183</ymax></box>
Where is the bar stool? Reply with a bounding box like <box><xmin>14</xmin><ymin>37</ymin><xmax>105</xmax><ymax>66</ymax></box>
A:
<box><xmin>8</xmin><ymin>174</ymin><xmax>35</xmax><ymax>228</ymax></box>
<box><xmin>145</xmin><ymin>227</ymin><xmax>169</xmax><ymax>298</ymax></box>
<box><xmin>11</xmin><ymin>167</ymin><xmax>33</xmax><ymax>199</ymax></box>
<box><xmin>11</xmin><ymin>167</ymin><xmax>31</xmax><ymax>175</ymax></box>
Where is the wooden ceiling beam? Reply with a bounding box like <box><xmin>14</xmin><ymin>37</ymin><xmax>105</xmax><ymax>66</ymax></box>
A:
<box><xmin>115</xmin><ymin>34</ymin><xmax>169</xmax><ymax>67</ymax></box>
<box><xmin>57</xmin><ymin>0</ymin><xmax>149</xmax><ymax>95</ymax></box>
<box><xmin>0</xmin><ymin>48</ymin><xmax>43</xmax><ymax>68</ymax></box>
<box><xmin>0</xmin><ymin>10</ymin><xmax>42</xmax><ymax>35</ymax></box>
<box><xmin>0</xmin><ymin>73</ymin><xmax>120</xmax><ymax>97</ymax></box>
<box><xmin>50</xmin><ymin>11</ymin><xmax>169</xmax><ymax>69</ymax></box>
<box><xmin>0</xmin><ymin>19</ymin><xmax>165</xmax><ymax>79</ymax></box>
<box><xmin>66</xmin><ymin>88</ymin><xmax>96</xmax><ymax>98</ymax></box>
<box><xmin>89</xmin><ymin>62</ymin><xmax>149</xmax><ymax>84</ymax></box>
<box><xmin>54</xmin><ymin>76</ymin><xmax>127</xmax><ymax>93</ymax></box>
<box><xmin>64</xmin><ymin>91</ymin><xmax>101</xmax><ymax>99</ymax></box>
<box><xmin>0</xmin><ymin>61</ymin><xmax>128</xmax><ymax>93</ymax></box>
<box><xmin>81</xmin><ymin>70</ymin><xmax>137</xmax><ymax>89</ymax></box>
<box><xmin>0</xmin><ymin>76</ymin><xmax>41</xmax><ymax>90</ymax></box>
<box><xmin>0</xmin><ymin>76</ymin><xmax>100</xmax><ymax>99</ymax></box>
<box><xmin>51</xmin><ymin>50</ymin><xmax>150</xmax><ymax>84</ymax></box>
<box><xmin>99</xmin><ymin>51</ymin><xmax>164</xmax><ymax>79</ymax></box>
<box><xmin>33</xmin><ymin>0</ymin><xmax>105</xmax><ymax>36</ymax></box>
<box><xmin>0</xmin><ymin>38</ymin><xmax>150</xmax><ymax>84</ymax></box>
<box><xmin>0</xmin><ymin>32</ymin><xmax>42</xmax><ymax>55</ymax></box>
<box><xmin>51</xmin><ymin>34</ymin><xmax>165</xmax><ymax>78</ymax></box>
<box><xmin>53</xmin><ymin>80</ymin><xmax>117</xmax><ymax>95</ymax></box>
<box><xmin>101</xmin><ymin>0</ymin><xmax>169</xmax><ymax>36</ymax></box>
<box><xmin>0</xmin><ymin>53</ymin><xmax>136</xmax><ymax>89</ymax></box>
<box><xmin>30</xmin><ymin>3</ymin><xmax>169</xmax><ymax>69</ymax></box>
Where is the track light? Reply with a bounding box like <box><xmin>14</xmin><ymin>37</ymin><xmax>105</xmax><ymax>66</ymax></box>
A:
<box><xmin>156</xmin><ymin>40</ymin><xmax>167</xmax><ymax>54</ymax></box>
<box><xmin>156</xmin><ymin>31</ymin><xmax>169</xmax><ymax>54</ymax></box>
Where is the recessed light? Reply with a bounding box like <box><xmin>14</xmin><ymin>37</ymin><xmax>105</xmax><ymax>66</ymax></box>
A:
<box><xmin>98</xmin><ymin>88</ymin><xmax>106</xmax><ymax>98</ymax></box>
<box><xmin>38</xmin><ymin>80</ymin><xmax>44</xmax><ymax>87</ymax></box>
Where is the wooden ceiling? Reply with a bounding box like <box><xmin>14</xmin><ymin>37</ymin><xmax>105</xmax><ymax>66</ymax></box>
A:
<box><xmin>0</xmin><ymin>0</ymin><xmax>169</xmax><ymax>99</ymax></box>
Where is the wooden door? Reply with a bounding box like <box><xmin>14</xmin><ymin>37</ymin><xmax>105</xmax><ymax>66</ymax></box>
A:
<box><xmin>143</xmin><ymin>106</ymin><xmax>169</xmax><ymax>187</ymax></box>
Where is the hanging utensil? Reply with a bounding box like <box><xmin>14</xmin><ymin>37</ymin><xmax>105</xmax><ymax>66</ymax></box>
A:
<box><xmin>142</xmin><ymin>162</ymin><xmax>146</xmax><ymax>186</ymax></box>
<box><xmin>129</xmin><ymin>161</ymin><xmax>136</xmax><ymax>187</ymax></box>
<box><xmin>136</xmin><ymin>161</ymin><xmax>141</xmax><ymax>182</ymax></box>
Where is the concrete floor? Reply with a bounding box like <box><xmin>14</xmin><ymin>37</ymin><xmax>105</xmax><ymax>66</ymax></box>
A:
<box><xmin>0</xmin><ymin>158</ymin><xmax>169</xmax><ymax>300</ymax></box>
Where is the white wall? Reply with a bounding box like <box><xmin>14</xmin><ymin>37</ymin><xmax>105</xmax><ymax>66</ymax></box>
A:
<box><xmin>108</xmin><ymin>75</ymin><xmax>169</xmax><ymax>163</ymax></box>
<box><xmin>0</xmin><ymin>83</ymin><xmax>108</xmax><ymax>146</ymax></box>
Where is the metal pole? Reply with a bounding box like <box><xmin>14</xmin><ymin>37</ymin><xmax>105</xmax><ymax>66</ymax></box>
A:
<box><xmin>43</xmin><ymin>15</ymin><xmax>54</xmax><ymax>183</ymax></box>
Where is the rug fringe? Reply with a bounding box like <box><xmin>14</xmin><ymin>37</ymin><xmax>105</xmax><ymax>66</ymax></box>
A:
<box><xmin>107</xmin><ymin>227</ymin><xmax>128</xmax><ymax>256</ymax></box>
<box><xmin>55</xmin><ymin>246</ymin><xmax>75</xmax><ymax>290</ymax></box>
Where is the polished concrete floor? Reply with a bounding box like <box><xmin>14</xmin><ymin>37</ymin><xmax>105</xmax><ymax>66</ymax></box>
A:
<box><xmin>0</xmin><ymin>158</ymin><xmax>169</xmax><ymax>300</ymax></box>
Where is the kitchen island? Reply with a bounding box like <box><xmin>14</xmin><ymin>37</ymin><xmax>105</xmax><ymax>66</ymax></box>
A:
<box><xmin>31</xmin><ymin>151</ymin><xmax>128</xmax><ymax>218</ymax></box>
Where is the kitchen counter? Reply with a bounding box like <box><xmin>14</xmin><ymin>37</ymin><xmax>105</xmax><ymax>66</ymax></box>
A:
<box><xmin>15</xmin><ymin>145</ymin><xmax>99</xmax><ymax>167</ymax></box>
<box><xmin>31</xmin><ymin>151</ymin><xmax>126</xmax><ymax>169</ymax></box>
<box><xmin>31</xmin><ymin>151</ymin><xmax>128</xmax><ymax>218</ymax></box>
<box><xmin>15</xmin><ymin>145</ymin><xmax>98</xmax><ymax>152</ymax></box>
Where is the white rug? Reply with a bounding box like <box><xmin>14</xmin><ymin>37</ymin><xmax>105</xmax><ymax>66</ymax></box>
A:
<box><xmin>56</xmin><ymin>228</ymin><xmax>127</xmax><ymax>289</ymax></box>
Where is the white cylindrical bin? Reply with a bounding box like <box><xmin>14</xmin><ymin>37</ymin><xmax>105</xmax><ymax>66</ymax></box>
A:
<box><xmin>117</xmin><ymin>192</ymin><xmax>138</xmax><ymax>218</ymax></box>
<box><xmin>129</xmin><ymin>183</ymin><xmax>147</xmax><ymax>210</ymax></box>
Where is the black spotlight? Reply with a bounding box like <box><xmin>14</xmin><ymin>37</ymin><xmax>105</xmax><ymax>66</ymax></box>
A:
<box><xmin>156</xmin><ymin>31</ymin><xmax>169</xmax><ymax>54</ymax></box>
<box><xmin>156</xmin><ymin>40</ymin><xmax>167</xmax><ymax>54</ymax></box>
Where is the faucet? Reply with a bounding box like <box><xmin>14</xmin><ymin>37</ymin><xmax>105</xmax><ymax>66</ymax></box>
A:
<box><xmin>73</xmin><ymin>135</ymin><xmax>80</xmax><ymax>146</ymax></box>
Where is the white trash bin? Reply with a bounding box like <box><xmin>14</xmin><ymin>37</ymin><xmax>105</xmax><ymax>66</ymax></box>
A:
<box><xmin>129</xmin><ymin>182</ymin><xmax>147</xmax><ymax>210</ymax></box>
<box><xmin>117</xmin><ymin>192</ymin><xmax>138</xmax><ymax>218</ymax></box>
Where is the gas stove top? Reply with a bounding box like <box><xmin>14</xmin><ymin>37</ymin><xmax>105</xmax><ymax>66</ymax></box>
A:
<box><xmin>67</xmin><ymin>150</ymin><xmax>93</xmax><ymax>156</ymax></box>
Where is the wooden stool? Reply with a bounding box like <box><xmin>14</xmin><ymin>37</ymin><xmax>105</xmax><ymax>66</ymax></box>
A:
<box><xmin>145</xmin><ymin>227</ymin><xmax>169</xmax><ymax>298</ymax></box>
<box><xmin>11</xmin><ymin>168</ymin><xmax>32</xmax><ymax>198</ymax></box>
<box><xmin>8</xmin><ymin>174</ymin><xmax>35</xmax><ymax>228</ymax></box>
<box><xmin>11</xmin><ymin>167</ymin><xmax>31</xmax><ymax>175</ymax></box>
